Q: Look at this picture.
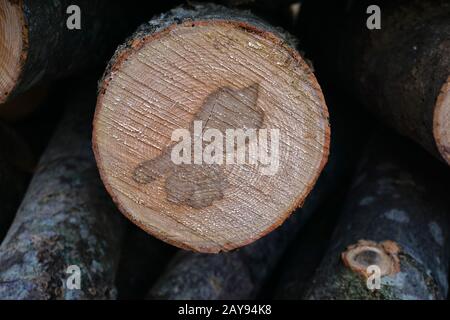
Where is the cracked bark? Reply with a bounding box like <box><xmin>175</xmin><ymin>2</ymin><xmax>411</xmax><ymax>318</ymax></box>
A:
<box><xmin>0</xmin><ymin>86</ymin><xmax>124</xmax><ymax>300</ymax></box>
<box><xmin>305</xmin><ymin>132</ymin><xmax>450</xmax><ymax>300</ymax></box>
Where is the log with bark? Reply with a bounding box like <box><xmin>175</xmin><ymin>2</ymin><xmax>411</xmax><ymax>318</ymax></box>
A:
<box><xmin>270</xmin><ymin>92</ymin><xmax>374</xmax><ymax>299</ymax></box>
<box><xmin>272</xmin><ymin>181</ymin><xmax>346</xmax><ymax>299</ymax></box>
<box><xmin>0</xmin><ymin>123</ymin><xmax>33</xmax><ymax>241</ymax></box>
<box><xmin>304</xmin><ymin>132</ymin><xmax>450</xmax><ymax>300</ymax></box>
<box><xmin>148</xmin><ymin>98</ymin><xmax>365</xmax><ymax>300</ymax></box>
<box><xmin>0</xmin><ymin>0</ymin><xmax>179</xmax><ymax>104</ymax></box>
<box><xmin>0</xmin><ymin>86</ymin><xmax>125</xmax><ymax>300</ymax></box>
<box><xmin>93</xmin><ymin>2</ymin><xmax>330</xmax><ymax>253</ymax></box>
<box><xmin>299</xmin><ymin>0</ymin><xmax>450</xmax><ymax>166</ymax></box>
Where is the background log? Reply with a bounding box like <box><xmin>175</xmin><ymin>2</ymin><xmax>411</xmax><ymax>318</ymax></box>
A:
<box><xmin>0</xmin><ymin>0</ymin><xmax>180</xmax><ymax>104</ymax></box>
<box><xmin>0</xmin><ymin>123</ymin><xmax>33</xmax><ymax>241</ymax></box>
<box><xmin>305</xmin><ymin>131</ymin><xmax>450</xmax><ymax>300</ymax></box>
<box><xmin>0</xmin><ymin>85</ymin><xmax>124</xmax><ymax>300</ymax></box>
<box><xmin>299</xmin><ymin>0</ymin><xmax>450</xmax><ymax>166</ymax></box>
<box><xmin>93</xmin><ymin>2</ymin><xmax>329</xmax><ymax>253</ymax></box>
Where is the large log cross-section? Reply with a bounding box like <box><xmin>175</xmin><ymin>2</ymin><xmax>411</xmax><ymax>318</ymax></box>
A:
<box><xmin>93</xmin><ymin>3</ymin><xmax>330</xmax><ymax>253</ymax></box>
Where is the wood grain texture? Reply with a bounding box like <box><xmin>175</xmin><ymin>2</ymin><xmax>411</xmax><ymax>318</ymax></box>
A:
<box><xmin>0</xmin><ymin>88</ymin><xmax>124</xmax><ymax>300</ymax></box>
<box><xmin>305</xmin><ymin>132</ymin><xmax>450</xmax><ymax>300</ymax></box>
<box><xmin>272</xmin><ymin>96</ymin><xmax>371</xmax><ymax>299</ymax></box>
<box><xmin>0</xmin><ymin>0</ymin><xmax>24</xmax><ymax>102</ymax></box>
<box><xmin>148</xmin><ymin>100</ymin><xmax>360</xmax><ymax>300</ymax></box>
<box><xmin>93</xmin><ymin>3</ymin><xmax>330</xmax><ymax>253</ymax></box>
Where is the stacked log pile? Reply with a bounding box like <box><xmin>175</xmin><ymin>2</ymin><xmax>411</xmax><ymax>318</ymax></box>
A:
<box><xmin>0</xmin><ymin>88</ymin><xmax>124</xmax><ymax>299</ymax></box>
<box><xmin>0</xmin><ymin>0</ymin><xmax>448</xmax><ymax>301</ymax></box>
<box><xmin>303</xmin><ymin>133</ymin><xmax>450</xmax><ymax>299</ymax></box>
<box><xmin>299</xmin><ymin>0</ymin><xmax>450</xmax><ymax>165</ymax></box>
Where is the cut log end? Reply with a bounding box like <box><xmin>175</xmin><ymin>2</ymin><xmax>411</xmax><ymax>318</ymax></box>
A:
<box><xmin>434</xmin><ymin>76</ymin><xmax>450</xmax><ymax>165</ymax></box>
<box><xmin>93</xmin><ymin>18</ymin><xmax>329</xmax><ymax>253</ymax></box>
<box><xmin>0</xmin><ymin>0</ymin><xmax>24</xmax><ymax>104</ymax></box>
<box><xmin>341</xmin><ymin>240</ymin><xmax>401</xmax><ymax>279</ymax></box>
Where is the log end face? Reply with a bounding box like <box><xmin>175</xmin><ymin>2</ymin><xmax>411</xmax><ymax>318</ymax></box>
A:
<box><xmin>93</xmin><ymin>19</ymin><xmax>329</xmax><ymax>253</ymax></box>
<box><xmin>434</xmin><ymin>76</ymin><xmax>450</xmax><ymax>166</ymax></box>
<box><xmin>341</xmin><ymin>240</ymin><xmax>401</xmax><ymax>278</ymax></box>
<box><xmin>0</xmin><ymin>0</ymin><xmax>25</xmax><ymax>104</ymax></box>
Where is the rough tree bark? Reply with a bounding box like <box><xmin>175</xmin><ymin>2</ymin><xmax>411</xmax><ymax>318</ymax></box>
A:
<box><xmin>0</xmin><ymin>87</ymin><xmax>125</xmax><ymax>300</ymax></box>
<box><xmin>305</xmin><ymin>132</ymin><xmax>450</xmax><ymax>300</ymax></box>
<box><xmin>0</xmin><ymin>0</ymin><xmax>178</xmax><ymax>104</ymax></box>
<box><xmin>0</xmin><ymin>123</ymin><xmax>33</xmax><ymax>241</ymax></box>
<box><xmin>148</xmin><ymin>101</ymin><xmax>364</xmax><ymax>300</ymax></box>
<box><xmin>300</xmin><ymin>0</ymin><xmax>450</xmax><ymax>166</ymax></box>
<box><xmin>93</xmin><ymin>2</ymin><xmax>330</xmax><ymax>253</ymax></box>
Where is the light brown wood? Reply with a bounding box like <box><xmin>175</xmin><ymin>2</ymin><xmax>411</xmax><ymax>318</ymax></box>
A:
<box><xmin>93</xmin><ymin>18</ymin><xmax>329</xmax><ymax>253</ymax></box>
<box><xmin>434</xmin><ymin>76</ymin><xmax>450</xmax><ymax>164</ymax></box>
<box><xmin>0</xmin><ymin>0</ymin><xmax>24</xmax><ymax>104</ymax></box>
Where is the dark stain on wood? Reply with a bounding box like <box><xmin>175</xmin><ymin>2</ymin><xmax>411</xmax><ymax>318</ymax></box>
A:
<box><xmin>132</xmin><ymin>83</ymin><xmax>263</xmax><ymax>208</ymax></box>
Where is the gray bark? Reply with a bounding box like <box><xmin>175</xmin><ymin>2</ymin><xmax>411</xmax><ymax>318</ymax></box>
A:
<box><xmin>299</xmin><ymin>0</ymin><xmax>450</xmax><ymax>163</ymax></box>
<box><xmin>2</xmin><ymin>0</ymin><xmax>175</xmax><ymax>103</ymax></box>
<box><xmin>0</xmin><ymin>87</ymin><xmax>124</xmax><ymax>300</ymax></box>
<box><xmin>305</xmin><ymin>132</ymin><xmax>450</xmax><ymax>300</ymax></box>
